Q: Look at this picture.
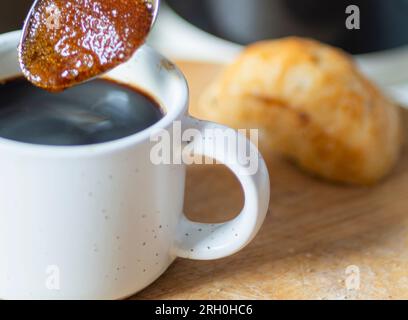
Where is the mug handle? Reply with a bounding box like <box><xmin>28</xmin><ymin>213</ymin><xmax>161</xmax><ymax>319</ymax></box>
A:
<box><xmin>172</xmin><ymin>116</ymin><xmax>270</xmax><ymax>260</ymax></box>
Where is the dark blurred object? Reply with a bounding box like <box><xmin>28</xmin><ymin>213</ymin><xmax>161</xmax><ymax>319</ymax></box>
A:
<box><xmin>166</xmin><ymin>0</ymin><xmax>408</xmax><ymax>54</ymax></box>
<box><xmin>0</xmin><ymin>1</ymin><xmax>33</xmax><ymax>33</ymax></box>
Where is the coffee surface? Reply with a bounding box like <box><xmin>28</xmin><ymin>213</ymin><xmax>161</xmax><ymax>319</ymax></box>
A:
<box><xmin>19</xmin><ymin>0</ymin><xmax>153</xmax><ymax>91</ymax></box>
<box><xmin>0</xmin><ymin>77</ymin><xmax>163</xmax><ymax>146</ymax></box>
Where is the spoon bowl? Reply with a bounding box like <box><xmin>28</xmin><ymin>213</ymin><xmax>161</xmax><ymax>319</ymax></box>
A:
<box><xmin>18</xmin><ymin>0</ymin><xmax>160</xmax><ymax>90</ymax></box>
<box><xmin>20</xmin><ymin>0</ymin><xmax>160</xmax><ymax>47</ymax></box>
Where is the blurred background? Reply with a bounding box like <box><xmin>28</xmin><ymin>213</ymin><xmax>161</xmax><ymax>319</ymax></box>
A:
<box><xmin>4</xmin><ymin>0</ymin><xmax>408</xmax><ymax>53</ymax></box>
<box><xmin>1</xmin><ymin>0</ymin><xmax>408</xmax><ymax>104</ymax></box>
<box><xmin>165</xmin><ymin>0</ymin><xmax>408</xmax><ymax>54</ymax></box>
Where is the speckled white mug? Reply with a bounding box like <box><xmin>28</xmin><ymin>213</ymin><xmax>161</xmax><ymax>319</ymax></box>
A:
<box><xmin>0</xmin><ymin>31</ymin><xmax>270</xmax><ymax>300</ymax></box>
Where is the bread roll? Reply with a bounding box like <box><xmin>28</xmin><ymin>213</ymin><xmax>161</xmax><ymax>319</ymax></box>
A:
<box><xmin>197</xmin><ymin>38</ymin><xmax>402</xmax><ymax>185</ymax></box>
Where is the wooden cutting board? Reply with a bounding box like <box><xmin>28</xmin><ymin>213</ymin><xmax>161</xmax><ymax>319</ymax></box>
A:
<box><xmin>132</xmin><ymin>61</ymin><xmax>408</xmax><ymax>300</ymax></box>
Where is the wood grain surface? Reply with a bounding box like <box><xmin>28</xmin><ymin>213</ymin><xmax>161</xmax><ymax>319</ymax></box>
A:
<box><xmin>132</xmin><ymin>61</ymin><xmax>408</xmax><ymax>300</ymax></box>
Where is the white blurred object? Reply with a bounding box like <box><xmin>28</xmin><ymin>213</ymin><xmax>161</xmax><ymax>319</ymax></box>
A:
<box><xmin>148</xmin><ymin>2</ymin><xmax>240</xmax><ymax>63</ymax></box>
<box><xmin>356</xmin><ymin>49</ymin><xmax>408</xmax><ymax>107</ymax></box>
<box><xmin>387</xmin><ymin>84</ymin><xmax>408</xmax><ymax>105</ymax></box>
<box><xmin>148</xmin><ymin>3</ymin><xmax>408</xmax><ymax>107</ymax></box>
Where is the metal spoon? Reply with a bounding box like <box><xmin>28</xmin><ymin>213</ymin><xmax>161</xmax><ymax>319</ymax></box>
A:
<box><xmin>18</xmin><ymin>0</ymin><xmax>160</xmax><ymax>88</ymax></box>
<box><xmin>146</xmin><ymin>0</ymin><xmax>161</xmax><ymax>28</ymax></box>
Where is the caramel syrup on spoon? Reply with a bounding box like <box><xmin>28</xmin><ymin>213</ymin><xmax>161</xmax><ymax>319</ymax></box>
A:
<box><xmin>19</xmin><ymin>0</ymin><xmax>154</xmax><ymax>92</ymax></box>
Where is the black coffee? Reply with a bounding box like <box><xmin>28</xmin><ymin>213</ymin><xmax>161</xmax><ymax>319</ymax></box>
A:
<box><xmin>0</xmin><ymin>77</ymin><xmax>164</xmax><ymax>146</ymax></box>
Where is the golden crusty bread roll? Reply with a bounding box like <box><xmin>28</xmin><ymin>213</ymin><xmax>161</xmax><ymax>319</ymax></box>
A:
<box><xmin>197</xmin><ymin>37</ymin><xmax>402</xmax><ymax>185</ymax></box>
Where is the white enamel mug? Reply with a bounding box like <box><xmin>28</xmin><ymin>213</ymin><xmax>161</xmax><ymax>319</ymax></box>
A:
<box><xmin>0</xmin><ymin>31</ymin><xmax>270</xmax><ymax>300</ymax></box>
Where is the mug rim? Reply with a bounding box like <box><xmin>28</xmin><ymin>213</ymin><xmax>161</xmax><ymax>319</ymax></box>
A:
<box><xmin>0</xmin><ymin>31</ymin><xmax>189</xmax><ymax>157</ymax></box>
